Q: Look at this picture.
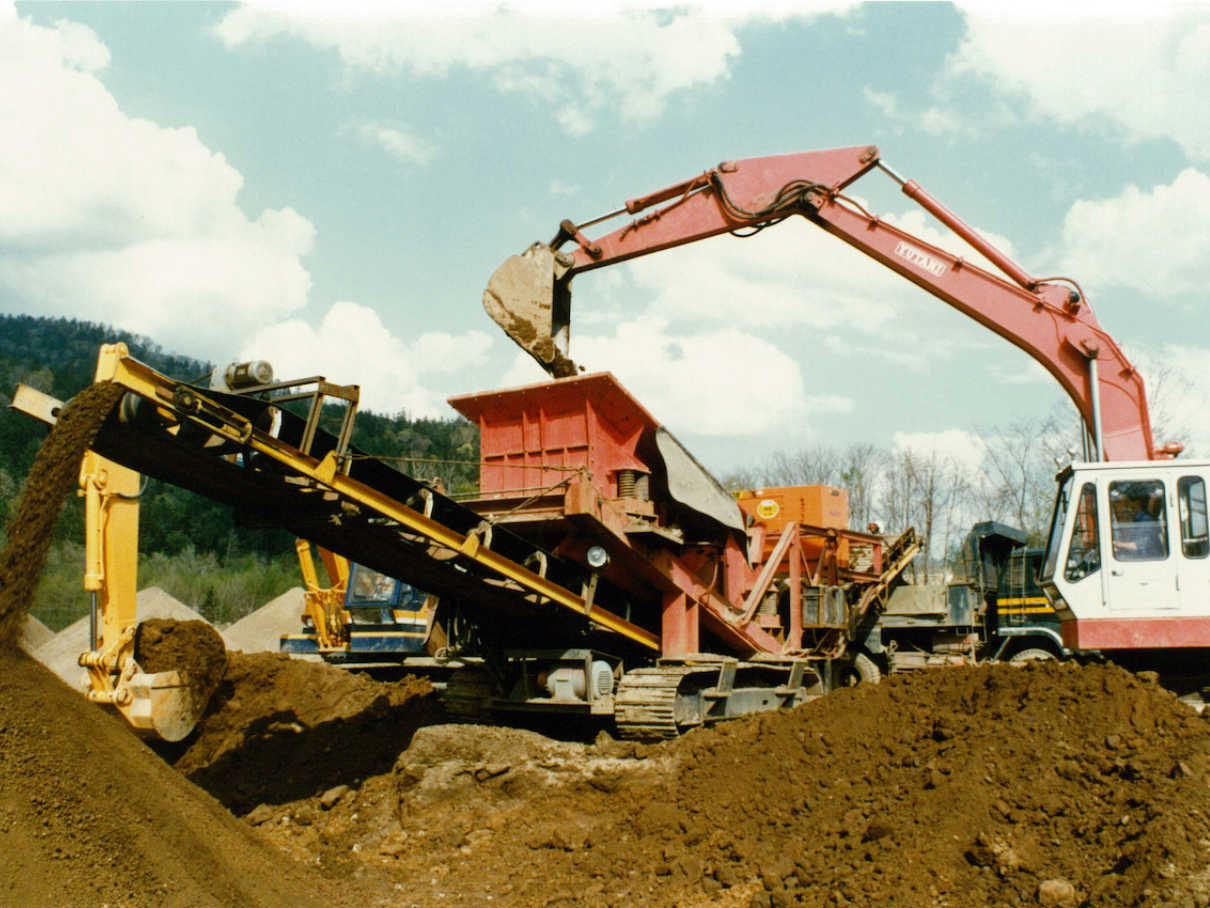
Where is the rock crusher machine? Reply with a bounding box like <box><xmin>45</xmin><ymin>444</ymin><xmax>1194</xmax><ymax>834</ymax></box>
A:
<box><xmin>14</xmin><ymin>345</ymin><xmax>915</xmax><ymax>738</ymax></box>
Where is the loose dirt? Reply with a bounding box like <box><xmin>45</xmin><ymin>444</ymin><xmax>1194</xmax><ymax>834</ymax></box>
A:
<box><xmin>0</xmin><ymin>382</ymin><xmax>122</xmax><ymax>644</ymax></box>
<box><xmin>136</xmin><ymin>618</ymin><xmax>228</xmax><ymax>715</ymax></box>
<box><xmin>0</xmin><ymin>382</ymin><xmax>352</xmax><ymax>906</ymax></box>
<box><xmin>0</xmin><ymin>647</ymin><xmax>346</xmax><ymax>907</ymax></box>
<box><xmin>212</xmin><ymin>660</ymin><xmax>1210</xmax><ymax>908</ymax></box>
<box><xmin>6</xmin><ymin>380</ymin><xmax>1210</xmax><ymax>907</ymax></box>
<box><xmin>169</xmin><ymin>651</ymin><xmax>438</xmax><ymax>816</ymax></box>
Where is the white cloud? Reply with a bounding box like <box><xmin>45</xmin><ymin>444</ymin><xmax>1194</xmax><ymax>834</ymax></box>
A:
<box><xmin>499</xmin><ymin>314</ymin><xmax>835</xmax><ymax>437</ymax></box>
<box><xmin>862</xmin><ymin>86</ymin><xmax>896</xmax><ymax>117</ymax></box>
<box><xmin>617</xmin><ymin>218</ymin><xmax>901</xmax><ymax>332</ymax></box>
<box><xmin>987</xmin><ymin>358</ymin><xmax>1051</xmax><ymax>386</ymax></box>
<box><xmin>1059</xmin><ymin>168</ymin><xmax>1210</xmax><ymax>296</ymax></box>
<box><xmin>1125</xmin><ymin>343</ymin><xmax>1210</xmax><ymax>457</ymax></box>
<box><xmin>583</xmin><ymin>197</ymin><xmax>1027</xmax><ymax>375</ymax></box>
<box><xmin>0</xmin><ymin>10</ymin><xmax>317</xmax><ymax>358</ymax></box>
<box><xmin>214</xmin><ymin>5</ymin><xmax>742</xmax><ymax>135</ymax></box>
<box><xmin>892</xmin><ymin>428</ymin><xmax>988</xmax><ymax>476</ymax></box>
<box><xmin>950</xmin><ymin>8</ymin><xmax>1210</xmax><ymax>160</ymax></box>
<box><xmin>862</xmin><ymin>86</ymin><xmax>975</xmax><ymax>138</ymax></box>
<box><xmin>242</xmin><ymin>301</ymin><xmax>493</xmax><ymax>416</ymax></box>
<box><xmin>356</xmin><ymin>120</ymin><xmax>436</xmax><ymax>165</ymax></box>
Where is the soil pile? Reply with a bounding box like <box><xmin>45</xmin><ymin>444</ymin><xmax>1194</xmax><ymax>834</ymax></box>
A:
<box><xmin>136</xmin><ymin>618</ymin><xmax>228</xmax><ymax>715</ymax></box>
<box><xmin>171</xmin><ymin>652</ymin><xmax>437</xmax><ymax>815</ymax></box>
<box><xmin>0</xmin><ymin>647</ymin><xmax>345</xmax><ymax>907</ymax></box>
<box><xmin>221</xmin><ymin>587</ymin><xmax>307</xmax><ymax>653</ymax></box>
<box><xmin>222</xmin><ymin>660</ymin><xmax>1210</xmax><ymax>907</ymax></box>
<box><xmin>0</xmin><ymin>382</ymin><xmax>122</xmax><ymax>644</ymax></box>
<box><xmin>17</xmin><ymin>613</ymin><xmax>52</xmax><ymax>652</ymax></box>
<box><xmin>0</xmin><ymin>383</ymin><xmax>355</xmax><ymax>906</ymax></box>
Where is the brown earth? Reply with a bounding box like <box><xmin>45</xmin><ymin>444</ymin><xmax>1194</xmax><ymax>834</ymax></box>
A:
<box><xmin>0</xmin><ymin>647</ymin><xmax>349</xmax><ymax>907</ymax></box>
<box><xmin>0</xmin><ymin>382</ymin><xmax>353</xmax><ymax>906</ymax></box>
<box><xmin>209</xmin><ymin>660</ymin><xmax>1210</xmax><ymax>908</ymax></box>
<box><xmin>168</xmin><ymin>651</ymin><xmax>438</xmax><ymax>815</ymax></box>
<box><xmin>5</xmin><ymin>380</ymin><xmax>1210</xmax><ymax>907</ymax></box>
<box><xmin>136</xmin><ymin>618</ymin><xmax>228</xmax><ymax>715</ymax></box>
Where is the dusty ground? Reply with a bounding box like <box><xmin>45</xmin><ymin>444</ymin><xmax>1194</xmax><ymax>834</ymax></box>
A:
<box><xmin>197</xmin><ymin>658</ymin><xmax>1210</xmax><ymax>908</ymax></box>
<box><xmin>0</xmin><ymin>647</ymin><xmax>349</xmax><ymax>907</ymax></box>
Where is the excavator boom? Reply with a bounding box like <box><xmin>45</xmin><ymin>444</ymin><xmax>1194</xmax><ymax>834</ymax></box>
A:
<box><xmin>484</xmin><ymin>145</ymin><xmax>1164</xmax><ymax>462</ymax></box>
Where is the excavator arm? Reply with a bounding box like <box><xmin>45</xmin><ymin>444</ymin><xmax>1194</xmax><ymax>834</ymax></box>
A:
<box><xmin>485</xmin><ymin>145</ymin><xmax>1172</xmax><ymax>462</ymax></box>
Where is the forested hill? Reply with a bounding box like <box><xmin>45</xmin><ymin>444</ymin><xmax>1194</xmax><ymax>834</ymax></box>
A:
<box><xmin>0</xmin><ymin>313</ymin><xmax>480</xmax><ymax>560</ymax></box>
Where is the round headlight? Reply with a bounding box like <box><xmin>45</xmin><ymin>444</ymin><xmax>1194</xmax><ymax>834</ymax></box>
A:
<box><xmin>586</xmin><ymin>545</ymin><xmax>610</xmax><ymax>569</ymax></box>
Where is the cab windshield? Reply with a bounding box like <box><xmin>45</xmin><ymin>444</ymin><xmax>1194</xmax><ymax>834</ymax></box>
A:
<box><xmin>1041</xmin><ymin>472</ymin><xmax>1073</xmax><ymax>582</ymax></box>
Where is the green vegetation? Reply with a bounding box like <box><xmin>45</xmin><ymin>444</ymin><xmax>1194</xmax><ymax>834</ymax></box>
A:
<box><xmin>0</xmin><ymin>315</ymin><xmax>479</xmax><ymax>631</ymax></box>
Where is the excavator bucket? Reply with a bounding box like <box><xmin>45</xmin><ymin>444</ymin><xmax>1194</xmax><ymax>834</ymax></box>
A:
<box><xmin>130</xmin><ymin>618</ymin><xmax>226</xmax><ymax>742</ymax></box>
<box><xmin>79</xmin><ymin>618</ymin><xmax>226</xmax><ymax>743</ymax></box>
<box><xmin>112</xmin><ymin>668</ymin><xmax>205</xmax><ymax>743</ymax></box>
<box><xmin>483</xmin><ymin>243</ymin><xmax>578</xmax><ymax>378</ymax></box>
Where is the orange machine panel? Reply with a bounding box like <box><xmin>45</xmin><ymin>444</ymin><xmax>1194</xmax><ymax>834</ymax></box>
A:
<box><xmin>734</xmin><ymin>484</ymin><xmax>849</xmax><ymax>533</ymax></box>
<box><xmin>448</xmin><ymin>372</ymin><xmax>656</xmax><ymax>501</ymax></box>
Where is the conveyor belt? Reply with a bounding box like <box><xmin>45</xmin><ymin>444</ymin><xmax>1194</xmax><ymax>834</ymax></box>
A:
<box><xmin>14</xmin><ymin>346</ymin><xmax>660</xmax><ymax>654</ymax></box>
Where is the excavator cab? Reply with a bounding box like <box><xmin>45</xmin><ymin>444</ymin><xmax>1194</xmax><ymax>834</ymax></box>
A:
<box><xmin>282</xmin><ymin>542</ymin><xmax>443</xmax><ymax>664</ymax></box>
<box><xmin>1038</xmin><ymin>461</ymin><xmax>1210</xmax><ymax>652</ymax></box>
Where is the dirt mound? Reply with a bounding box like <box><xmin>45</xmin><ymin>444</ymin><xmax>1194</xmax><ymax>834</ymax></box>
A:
<box><xmin>17</xmin><ymin>612</ymin><xmax>52</xmax><ymax>652</ymax></box>
<box><xmin>0</xmin><ymin>382</ymin><xmax>122</xmax><ymax>644</ymax></box>
<box><xmin>221</xmin><ymin>587</ymin><xmax>306</xmax><ymax>653</ymax></box>
<box><xmin>171</xmin><ymin>652</ymin><xmax>437</xmax><ymax>815</ymax></box>
<box><xmin>0</xmin><ymin>647</ymin><xmax>345</xmax><ymax>907</ymax></box>
<box><xmin>226</xmin><ymin>660</ymin><xmax>1210</xmax><ymax>906</ymax></box>
<box><xmin>136</xmin><ymin>618</ymin><xmax>228</xmax><ymax>715</ymax></box>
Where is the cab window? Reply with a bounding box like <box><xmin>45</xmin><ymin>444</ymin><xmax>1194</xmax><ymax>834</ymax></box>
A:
<box><xmin>348</xmin><ymin>564</ymin><xmax>397</xmax><ymax>604</ymax></box>
<box><xmin>1041</xmin><ymin>473</ymin><xmax>1073</xmax><ymax>582</ymax></box>
<box><xmin>1064</xmin><ymin>482</ymin><xmax>1101</xmax><ymax>582</ymax></box>
<box><xmin>1110</xmin><ymin>480</ymin><xmax>1168</xmax><ymax>561</ymax></box>
<box><xmin>1178</xmin><ymin>476</ymin><xmax>1209</xmax><ymax>559</ymax></box>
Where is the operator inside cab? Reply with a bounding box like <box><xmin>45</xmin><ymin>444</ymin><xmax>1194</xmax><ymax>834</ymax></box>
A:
<box><xmin>1111</xmin><ymin>482</ymin><xmax>1168</xmax><ymax>561</ymax></box>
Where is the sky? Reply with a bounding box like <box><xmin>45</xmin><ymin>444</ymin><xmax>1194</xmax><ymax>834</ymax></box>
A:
<box><xmin>3</xmin><ymin>1</ymin><xmax>1210</xmax><ymax>479</ymax></box>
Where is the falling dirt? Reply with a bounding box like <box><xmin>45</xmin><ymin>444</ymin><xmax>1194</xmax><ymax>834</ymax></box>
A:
<box><xmin>0</xmin><ymin>382</ymin><xmax>123</xmax><ymax>644</ymax></box>
<box><xmin>136</xmin><ymin>618</ymin><xmax>228</xmax><ymax>715</ymax></box>
<box><xmin>210</xmin><ymin>660</ymin><xmax>1210</xmax><ymax>908</ymax></box>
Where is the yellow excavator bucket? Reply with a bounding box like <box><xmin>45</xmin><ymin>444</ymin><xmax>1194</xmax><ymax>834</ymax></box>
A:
<box><xmin>104</xmin><ymin>668</ymin><xmax>203</xmax><ymax>743</ymax></box>
<box><xmin>483</xmin><ymin>243</ymin><xmax>579</xmax><ymax>378</ymax></box>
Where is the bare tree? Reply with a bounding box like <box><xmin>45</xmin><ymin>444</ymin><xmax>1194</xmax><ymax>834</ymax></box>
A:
<box><xmin>763</xmin><ymin>444</ymin><xmax>844</xmax><ymax>487</ymax></box>
<box><xmin>839</xmin><ymin>442</ymin><xmax>886</xmax><ymax>530</ymax></box>
<box><xmin>976</xmin><ymin>402</ymin><xmax>1081</xmax><ymax>544</ymax></box>
<box><xmin>878</xmin><ymin>447</ymin><xmax>918</xmax><ymax>537</ymax></box>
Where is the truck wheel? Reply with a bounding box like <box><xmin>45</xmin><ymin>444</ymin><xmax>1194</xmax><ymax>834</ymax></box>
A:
<box><xmin>838</xmin><ymin>652</ymin><xmax>881</xmax><ymax>687</ymax></box>
<box><xmin>1009</xmin><ymin>648</ymin><xmax>1055</xmax><ymax>664</ymax></box>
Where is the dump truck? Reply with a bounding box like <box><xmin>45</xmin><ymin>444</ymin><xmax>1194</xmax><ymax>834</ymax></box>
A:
<box><xmin>851</xmin><ymin>521</ymin><xmax>1067</xmax><ymax>681</ymax></box>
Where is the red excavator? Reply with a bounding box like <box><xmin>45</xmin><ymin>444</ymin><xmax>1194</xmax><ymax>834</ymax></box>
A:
<box><xmin>483</xmin><ymin>144</ymin><xmax>1210</xmax><ymax>658</ymax></box>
